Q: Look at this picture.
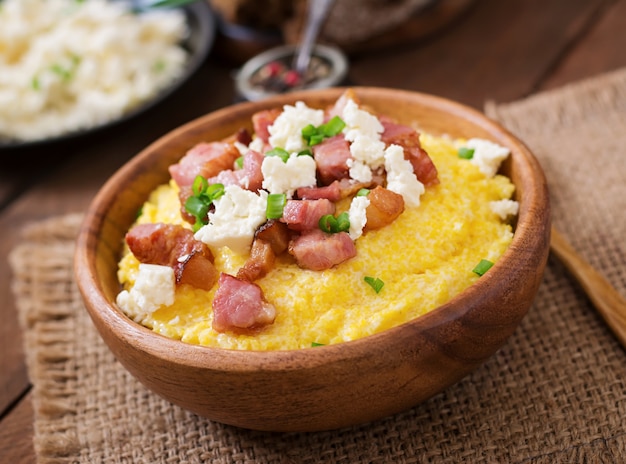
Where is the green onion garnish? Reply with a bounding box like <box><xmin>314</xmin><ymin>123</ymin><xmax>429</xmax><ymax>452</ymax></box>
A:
<box><xmin>184</xmin><ymin>176</ymin><xmax>225</xmax><ymax>232</ymax></box>
<box><xmin>235</xmin><ymin>156</ymin><xmax>244</xmax><ymax>169</ymax></box>
<box><xmin>266</xmin><ymin>193</ymin><xmax>287</xmax><ymax>219</ymax></box>
<box><xmin>364</xmin><ymin>276</ymin><xmax>384</xmax><ymax>293</ymax></box>
<box><xmin>356</xmin><ymin>188</ymin><xmax>370</xmax><ymax>197</ymax></box>
<box><xmin>297</xmin><ymin>148</ymin><xmax>313</xmax><ymax>157</ymax></box>
<box><xmin>31</xmin><ymin>76</ymin><xmax>40</xmax><ymax>91</ymax></box>
<box><xmin>311</xmin><ymin>342</ymin><xmax>325</xmax><ymax>347</ymax></box>
<box><xmin>301</xmin><ymin>116</ymin><xmax>346</xmax><ymax>146</ymax></box>
<box><xmin>458</xmin><ymin>147</ymin><xmax>475</xmax><ymax>159</ymax></box>
<box><xmin>265</xmin><ymin>147</ymin><xmax>290</xmax><ymax>162</ymax></box>
<box><xmin>319</xmin><ymin>212</ymin><xmax>350</xmax><ymax>234</ymax></box>
<box><xmin>472</xmin><ymin>259</ymin><xmax>494</xmax><ymax>276</ymax></box>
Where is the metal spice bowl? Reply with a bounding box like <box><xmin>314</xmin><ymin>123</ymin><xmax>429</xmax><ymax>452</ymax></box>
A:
<box><xmin>234</xmin><ymin>44</ymin><xmax>348</xmax><ymax>101</ymax></box>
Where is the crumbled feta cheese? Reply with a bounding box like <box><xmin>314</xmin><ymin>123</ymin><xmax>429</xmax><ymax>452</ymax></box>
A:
<box><xmin>342</xmin><ymin>99</ymin><xmax>384</xmax><ymax>141</ymax></box>
<box><xmin>116</xmin><ymin>263</ymin><xmax>175</xmax><ymax>318</ymax></box>
<box><xmin>268</xmin><ymin>101</ymin><xmax>324</xmax><ymax>152</ymax></box>
<box><xmin>490</xmin><ymin>199</ymin><xmax>519</xmax><ymax>219</ymax></box>
<box><xmin>384</xmin><ymin>144</ymin><xmax>425</xmax><ymax>208</ymax></box>
<box><xmin>342</xmin><ymin>99</ymin><xmax>386</xmax><ymax>171</ymax></box>
<box><xmin>347</xmin><ymin>159</ymin><xmax>373</xmax><ymax>183</ymax></box>
<box><xmin>348</xmin><ymin>195</ymin><xmax>370</xmax><ymax>240</ymax></box>
<box><xmin>261</xmin><ymin>152</ymin><xmax>317</xmax><ymax>197</ymax></box>
<box><xmin>466</xmin><ymin>138</ymin><xmax>510</xmax><ymax>178</ymax></box>
<box><xmin>194</xmin><ymin>185</ymin><xmax>268</xmax><ymax>255</ymax></box>
<box><xmin>248</xmin><ymin>137</ymin><xmax>265</xmax><ymax>153</ymax></box>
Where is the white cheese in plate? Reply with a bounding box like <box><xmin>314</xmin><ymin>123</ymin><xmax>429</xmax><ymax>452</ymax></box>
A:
<box><xmin>261</xmin><ymin>153</ymin><xmax>317</xmax><ymax>198</ymax></box>
<box><xmin>466</xmin><ymin>138</ymin><xmax>511</xmax><ymax>178</ymax></box>
<box><xmin>384</xmin><ymin>144</ymin><xmax>425</xmax><ymax>208</ymax></box>
<box><xmin>268</xmin><ymin>101</ymin><xmax>324</xmax><ymax>152</ymax></box>
<box><xmin>116</xmin><ymin>263</ymin><xmax>175</xmax><ymax>319</ymax></box>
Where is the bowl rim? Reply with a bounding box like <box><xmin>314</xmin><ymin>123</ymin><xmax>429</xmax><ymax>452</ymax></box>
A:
<box><xmin>75</xmin><ymin>86</ymin><xmax>550</xmax><ymax>372</ymax></box>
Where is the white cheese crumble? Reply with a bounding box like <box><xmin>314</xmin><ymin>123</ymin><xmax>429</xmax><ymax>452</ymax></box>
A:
<box><xmin>384</xmin><ymin>144</ymin><xmax>425</xmax><ymax>208</ymax></box>
<box><xmin>194</xmin><ymin>185</ymin><xmax>268</xmax><ymax>255</ymax></box>
<box><xmin>342</xmin><ymin>99</ymin><xmax>386</xmax><ymax>171</ymax></box>
<box><xmin>466</xmin><ymin>138</ymin><xmax>511</xmax><ymax>178</ymax></box>
<box><xmin>347</xmin><ymin>159</ymin><xmax>373</xmax><ymax>183</ymax></box>
<box><xmin>268</xmin><ymin>101</ymin><xmax>324</xmax><ymax>152</ymax></box>
<box><xmin>490</xmin><ymin>199</ymin><xmax>519</xmax><ymax>219</ymax></box>
<box><xmin>348</xmin><ymin>195</ymin><xmax>370</xmax><ymax>240</ymax></box>
<box><xmin>261</xmin><ymin>153</ymin><xmax>317</xmax><ymax>198</ymax></box>
<box><xmin>116</xmin><ymin>263</ymin><xmax>175</xmax><ymax>318</ymax></box>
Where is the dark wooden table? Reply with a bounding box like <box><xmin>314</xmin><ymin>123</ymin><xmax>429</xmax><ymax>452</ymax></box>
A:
<box><xmin>1</xmin><ymin>0</ymin><xmax>625</xmax><ymax>461</ymax></box>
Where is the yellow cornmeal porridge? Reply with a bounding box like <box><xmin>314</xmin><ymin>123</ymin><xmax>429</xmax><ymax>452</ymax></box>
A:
<box><xmin>117</xmin><ymin>133</ymin><xmax>516</xmax><ymax>350</ymax></box>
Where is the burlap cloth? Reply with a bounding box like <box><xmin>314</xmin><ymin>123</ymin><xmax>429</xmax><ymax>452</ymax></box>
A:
<box><xmin>9</xmin><ymin>68</ymin><xmax>626</xmax><ymax>463</ymax></box>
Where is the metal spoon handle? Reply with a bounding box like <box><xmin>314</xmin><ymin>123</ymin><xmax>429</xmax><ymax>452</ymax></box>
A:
<box><xmin>550</xmin><ymin>226</ymin><xmax>626</xmax><ymax>347</ymax></box>
<box><xmin>293</xmin><ymin>0</ymin><xmax>336</xmax><ymax>76</ymax></box>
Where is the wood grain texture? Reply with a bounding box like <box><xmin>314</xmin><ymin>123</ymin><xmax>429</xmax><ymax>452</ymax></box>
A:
<box><xmin>74</xmin><ymin>87</ymin><xmax>550</xmax><ymax>431</ymax></box>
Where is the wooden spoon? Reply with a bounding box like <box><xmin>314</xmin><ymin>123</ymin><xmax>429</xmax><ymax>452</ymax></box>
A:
<box><xmin>550</xmin><ymin>226</ymin><xmax>626</xmax><ymax>347</ymax></box>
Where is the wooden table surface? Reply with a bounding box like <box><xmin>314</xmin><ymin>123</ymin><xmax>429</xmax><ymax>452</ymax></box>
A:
<box><xmin>1</xmin><ymin>0</ymin><xmax>625</xmax><ymax>461</ymax></box>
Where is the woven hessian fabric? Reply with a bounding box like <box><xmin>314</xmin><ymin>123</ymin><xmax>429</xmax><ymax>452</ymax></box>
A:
<box><xmin>10</xmin><ymin>67</ymin><xmax>626</xmax><ymax>463</ymax></box>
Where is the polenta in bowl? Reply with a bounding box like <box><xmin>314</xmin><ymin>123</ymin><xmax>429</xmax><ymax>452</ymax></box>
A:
<box><xmin>75</xmin><ymin>87</ymin><xmax>550</xmax><ymax>431</ymax></box>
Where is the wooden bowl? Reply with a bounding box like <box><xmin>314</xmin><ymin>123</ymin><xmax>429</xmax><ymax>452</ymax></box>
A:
<box><xmin>74</xmin><ymin>87</ymin><xmax>550</xmax><ymax>432</ymax></box>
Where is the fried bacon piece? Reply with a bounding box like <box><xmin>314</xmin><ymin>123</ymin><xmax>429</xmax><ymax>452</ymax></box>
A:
<box><xmin>380</xmin><ymin>118</ymin><xmax>439</xmax><ymax>187</ymax></box>
<box><xmin>252</xmin><ymin>108</ymin><xmax>282</xmax><ymax>144</ymax></box>
<box><xmin>281</xmin><ymin>199</ymin><xmax>336</xmax><ymax>231</ymax></box>
<box><xmin>125</xmin><ymin>223</ymin><xmax>218</xmax><ymax>291</ymax></box>
<box><xmin>313</xmin><ymin>134</ymin><xmax>352</xmax><ymax>184</ymax></box>
<box><xmin>212</xmin><ymin>273</ymin><xmax>276</xmax><ymax>333</ymax></box>
<box><xmin>255</xmin><ymin>220</ymin><xmax>291</xmax><ymax>255</ymax></box>
<box><xmin>168</xmin><ymin>141</ymin><xmax>240</xmax><ymax>188</ymax></box>
<box><xmin>364</xmin><ymin>186</ymin><xmax>405</xmax><ymax>231</ymax></box>
<box><xmin>236</xmin><ymin>238</ymin><xmax>275</xmax><ymax>282</ymax></box>
<box><xmin>288</xmin><ymin>229</ymin><xmax>357</xmax><ymax>271</ymax></box>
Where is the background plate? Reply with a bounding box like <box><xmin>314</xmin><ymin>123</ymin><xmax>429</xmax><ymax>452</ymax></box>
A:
<box><xmin>0</xmin><ymin>1</ymin><xmax>216</xmax><ymax>151</ymax></box>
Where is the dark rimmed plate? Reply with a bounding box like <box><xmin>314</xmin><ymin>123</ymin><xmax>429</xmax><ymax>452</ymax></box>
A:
<box><xmin>0</xmin><ymin>1</ymin><xmax>215</xmax><ymax>151</ymax></box>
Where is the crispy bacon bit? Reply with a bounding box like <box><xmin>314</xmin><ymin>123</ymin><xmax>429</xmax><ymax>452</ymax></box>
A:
<box><xmin>255</xmin><ymin>220</ymin><xmax>291</xmax><ymax>255</ymax></box>
<box><xmin>380</xmin><ymin>118</ymin><xmax>439</xmax><ymax>186</ymax></box>
<box><xmin>237</xmin><ymin>239</ymin><xmax>275</xmax><ymax>282</ymax></box>
<box><xmin>313</xmin><ymin>134</ymin><xmax>352</xmax><ymax>184</ymax></box>
<box><xmin>288</xmin><ymin>229</ymin><xmax>357</xmax><ymax>271</ymax></box>
<box><xmin>212</xmin><ymin>273</ymin><xmax>276</xmax><ymax>333</ymax></box>
<box><xmin>252</xmin><ymin>108</ymin><xmax>282</xmax><ymax>144</ymax></box>
<box><xmin>241</xmin><ymin>149</ymin><xmax>265</xmax><ymax>191</ymax></box>
<box><xmin>281</xmin><ymin>199</ymin><xmax>336</xmax><ymax>231</ymax></box>
<box><xmin>296</xmin><ymin>181</ymin><xmax>342</xmax><ymax>201</ymax></box>
<box><xmin>168</xmin><ymin>142</ymin><xmax>240</xmax><ymax>188</ymax></box>
<box><xmin>364</xmin><ymin>186</ymin><xmax>405</xmax><ymax>231</ymax></box>
<box><xmin>126</xmin><ymin>223</ymin><xmax>218</xmax><ymax>290</ymax></box>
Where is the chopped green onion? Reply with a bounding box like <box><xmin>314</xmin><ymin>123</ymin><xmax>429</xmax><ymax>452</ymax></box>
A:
<box><xmin>318</xmin><ymin>212</ymin><xmax>351</xmax><ymax>234</ymax></box>
<box><xmin>297</xmin><ymin>148</ymin><xmax>313</xmax><ymax>157</ymax></box>
<box><xmin>311</xmin><ymin>342</ymin><xmax>325</xmax><ymax>347</ymax></box>
<box><xmin>364</xmin><ymin>276</ymin><xmax>384</xmax><ymax>293</ymax></box>
<box><xmin>31</xmin><ymin>76</ymin><xmax>40</xmax><ymax>91</ymax></box>
<box><xmin>235</xmin><ymin>156</ymin><xmax>244</xmax><ymax>169</ymax></box>
<box><xmin>335</xmin><ymin>212</ymin><xmax>350</xmax><ymax>232</ymax></box>
<box><xmin>472</xmin><ymin>259</ymin><xmax>494</xmax><ymax>276</ymax></box>
<box><xmin>266</xmin><ymin>193</ymin><xmax>287</xmax><ymax>219</ymax></box>
<box><xmin>319</xmin><ymin>214</ymin><xmax>334</xmax><ymax>233</ymax></box>
<box><xmin>321</xmin><ymin>116</ymin><xmax>346</xmax><ymax>137</ymax></box>
<box><xmin>458</xmin><ymin>147</ymin><xmax>475</xmax><ymax>160</ymax></box>
<box><xmin>184</xmin><ymin>177</ymin><xmax>225</xmax><ymax>231</ymax></box>
<box><xmin>265</xmin><ymin>147</ymin><xmax>290</xmax><ymax>162</ymax></box>
<box><xmin>301</xmin><ymin>116</ymin><xmax>346</xmax><ymax>146</ymax></box>
<box><xmin>356</xmin><ymin>188</ymin><xmax>370</xmax><ymax>197</ymax></box>
<box><xmin>192</xmin><ymin>175</ymin><xmax>208</xmax><ymax>196</ymax></box>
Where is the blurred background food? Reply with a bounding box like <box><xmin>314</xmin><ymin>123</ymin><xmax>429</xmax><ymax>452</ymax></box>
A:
<box><xmin>209</xmin><ymin>0</ymin><xmax>474</xmax><ymax>63</ymax></box>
